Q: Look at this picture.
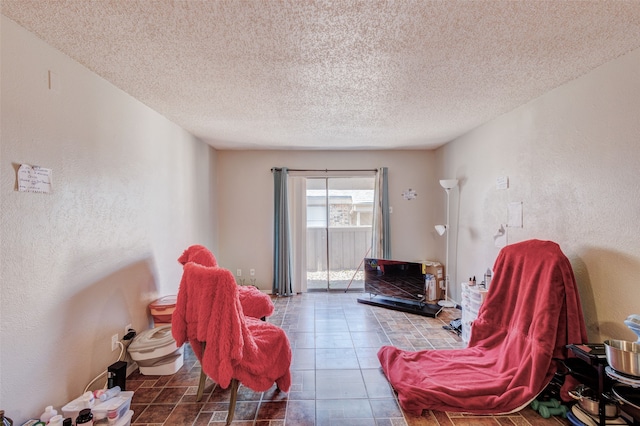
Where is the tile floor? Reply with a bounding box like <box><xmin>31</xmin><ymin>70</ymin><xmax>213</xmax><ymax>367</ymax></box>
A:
<box><xmin>127</xmin><ymin>292</ymin><xmax>570</xmax><ymax>425</ymax></box>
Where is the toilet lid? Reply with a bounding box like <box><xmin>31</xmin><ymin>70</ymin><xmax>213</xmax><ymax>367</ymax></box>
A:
<box><xmin>129</xmin><ymin>325</ymin><xmax>175</xmax><ymax>352</ymax></box>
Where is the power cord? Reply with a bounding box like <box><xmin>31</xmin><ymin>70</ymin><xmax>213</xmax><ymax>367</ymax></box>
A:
<box><xmin>83</xmin><ymin>329</ymin><xmax>136</xmax><ymax>393</ymax></box>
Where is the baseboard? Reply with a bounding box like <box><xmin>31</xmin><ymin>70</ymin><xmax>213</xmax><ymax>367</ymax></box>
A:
<box><xmin>126</xmin><ymin>360</ymin><xmax>138</xmax><ymax>377</ymax></box>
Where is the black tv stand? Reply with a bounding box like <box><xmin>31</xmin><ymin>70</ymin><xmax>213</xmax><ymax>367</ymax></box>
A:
<box><xmin>357</xmin><ymin>294</ymin><xmax>443</xmax><ymax>317</ymax></box>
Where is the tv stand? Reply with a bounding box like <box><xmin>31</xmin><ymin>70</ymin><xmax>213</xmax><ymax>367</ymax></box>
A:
<box><xmin>357</xmin><ymin>294</ymin><xmax>442</xmax><ymax>317</ymax></box>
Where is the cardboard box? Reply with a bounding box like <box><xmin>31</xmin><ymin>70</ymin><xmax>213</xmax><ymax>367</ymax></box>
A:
<box><xmin>421</xmin><ymin>261</ymin><xmax>445</xmax><ymax>300</ymax></box>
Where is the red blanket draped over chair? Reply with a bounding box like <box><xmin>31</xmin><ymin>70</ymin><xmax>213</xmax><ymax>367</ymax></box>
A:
<box><xmin>177</xmin><ymin>244</ymin><xmax>275</xmax><ymax>319</ymax></box>
<box><xmin>378</xmin><ymin>239</ymin><xmax>587</xmax><ymax>415</ymax></box>
<box><xmin>172</xmin><ymin>258</ymin><xmax>291</xmax><ymax>393</ymax></box>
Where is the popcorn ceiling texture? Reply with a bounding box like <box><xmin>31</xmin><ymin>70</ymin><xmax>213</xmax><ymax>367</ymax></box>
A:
<box><xmin>3</xmin><ymin>0</ymin><xmax>640</xmax><ymax>150</ymax></box>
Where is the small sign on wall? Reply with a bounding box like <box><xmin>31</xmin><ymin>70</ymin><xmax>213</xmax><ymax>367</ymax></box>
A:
<box><xmin>508</xmin><ymin>201</ymin><xmax>523</xmax><ymax>228</ymax></box>
<box><xmin>401</xmin><ymin>188</ymin><xmax>417</xmax><ymax>200</ymax></box>
<box><xmin>17</xmin><ymin>164</ymin><xmax>53</xmax><ymax>193</ymax></box>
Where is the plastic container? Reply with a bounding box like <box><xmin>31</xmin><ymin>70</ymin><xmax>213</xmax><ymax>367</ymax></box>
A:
<box><xmin>62</xmin><ymin>391</ymin><xmax>133</xmax><ymax>424</ymax></box>
<box><xmin>40</xmin><ymin>406</ymin><xmax>58</xmax><ymax>423</ymax></box>
<box><xmin>135</xmin><ymin>351</ymin><xmax>184</xmax><ymax>375</ymax></box>
<box><xmin>0</xmin><ymin>410</ymin><xmax>13</xmax><ymax>426</ymax></box>
<box><xmin>128</xmin><ymin>326</ymin><xmax>179</xmax><ymax>361</ymax></box>
<box><xmin>128</xmin><ymin>326</ymin><xmax>183</xmax><ymax>375</ymax></box>
<box><xmin>80</xmin><ymin>392</ymin><xmax>95</xmax><ymax>408</ymax></box>
<box><xmin>110</xmin><ymin>410</ymin><xmax>133</xmax><ymax>426</ymax></box>
<box><xmin>99</xmin><ymin>386</ymin><xmax>121</xmax><ymax>402</ymax></box>
<box><xmin>89</xmin><ymin>391</ymin><xmax>133</xmax><ymax>422</ymax></box>
<box><xmin>149</xmin><ymin>295</ymin><xmax>177</xmax><ymax>325</ymax></box>
<box><xmin>48</xmin><ymin>415</ymin><xmax>64</xmax><ymax>426</ymax></box>
<box><xmin>75</xmin><ymin>409</ymin><xmax>93</xmax><ymax>425</ymax></box>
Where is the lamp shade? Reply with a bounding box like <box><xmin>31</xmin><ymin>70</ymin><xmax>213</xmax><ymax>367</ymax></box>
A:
<box><xmin>435</xmin><ymin>225</ymin><xmax>446</xmax><ymax>236</ymax></box>
<box><xmin>439</xmin><ymin>179</ymin><xmax>458</xmax><ymax>190</ymax></box>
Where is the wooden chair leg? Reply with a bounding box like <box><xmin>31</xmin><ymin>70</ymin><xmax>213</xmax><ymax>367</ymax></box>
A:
<box><xmin>196</xmin><ymin>367</ymin><xmax>207</xmax><ymax>402</ymax></box>
<box><xmin>196</xmin><ymin>342</ymin><xmax>207</xmax><ymax>402</ymax></box>
<box><xmin>226</xmin><ymin>378</ymin><xmax>240</xmax><ymax>425</ymax></box>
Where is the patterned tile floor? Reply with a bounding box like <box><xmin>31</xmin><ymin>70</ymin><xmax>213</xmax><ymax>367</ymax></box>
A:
<box><xmin>127</xmin><ymin>292</ymin><xmax>569</xmax><ymax>425</ymax></box>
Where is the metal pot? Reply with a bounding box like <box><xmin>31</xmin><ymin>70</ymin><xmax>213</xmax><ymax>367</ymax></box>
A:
<box><xmin>605</xmin><ymin>339</ymin><xmax>640</xmax><ymax>377</ymax></box>
<box><xmin>612</xmin><ymin>383</ymin><xmax>640</xmax><ymax>422</ymax></box>
<box><xmin>569</xmin><ymin>385</ymin><xmax>619</xmax><ymax>418</ymax></box>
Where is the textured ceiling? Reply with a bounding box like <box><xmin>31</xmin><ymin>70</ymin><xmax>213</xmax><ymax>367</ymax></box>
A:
<box><xmin>3</xmin><ymin>1</ymin><xmax>640</xmax><ymax>150</ymax></box>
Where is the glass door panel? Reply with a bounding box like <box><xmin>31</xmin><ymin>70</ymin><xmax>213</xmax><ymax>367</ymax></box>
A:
<box><xmin>305</xmin><ymin>176</ymin><xmax>374</xmax><ymax>291</ymax></box>
<box><xmin>306</xmin><ymin>178</ymin><xmax>328</xmax><ymax>291</ymax></box>
<box><xmin>327</xmin><ymin>177</ymin><xmax>373</xmax><ymax>291</ymax></box>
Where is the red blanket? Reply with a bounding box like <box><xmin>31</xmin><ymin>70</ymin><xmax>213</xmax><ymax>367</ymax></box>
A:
<box><xmin>378</xmin><ymin>239</ymin><xmax>587</xmax><ymax>415</ymax></box>
<box><xmin>178</xmin><ymin>245</ymin><xmax>274</xmax><ymax>319</ymax></box>
<box><xmin>172</xmin><ymin>262</ymin><xmax>291</xmax><ymax>392</ymax></box>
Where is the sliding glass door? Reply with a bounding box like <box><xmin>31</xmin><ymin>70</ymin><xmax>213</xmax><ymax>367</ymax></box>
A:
<box><xmin>306</xmin><ymin>176</ymin><xmax>374</xmax><ymax>291</ymax></box>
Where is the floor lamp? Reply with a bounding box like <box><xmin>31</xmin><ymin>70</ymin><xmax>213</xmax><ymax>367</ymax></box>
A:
<box><xmin>435</xmin><ymin>179</ymin><xmax>458</xmax><ymax>308</ymax></box>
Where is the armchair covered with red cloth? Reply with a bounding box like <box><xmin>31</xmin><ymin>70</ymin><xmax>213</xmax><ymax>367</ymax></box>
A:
<box><xmin>172</xmin><ymin>246</ymin><xmax>291</xmax><ymax>393</ymax></box>
<box><xmin>378</xmin><ymin>239</ymin><xmax>587</xmax><ymax>415</ymax></box>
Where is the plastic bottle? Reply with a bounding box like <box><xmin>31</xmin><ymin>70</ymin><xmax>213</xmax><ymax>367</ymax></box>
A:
<box><xmin>106</xmin><ymin>408</ymin><xmax>119</xmax><ymax>425</ymax></box>
<box><xmin>80</xmin><ymin>391</ymin><xmax>95</xmax><ymax>408</ymax></box>
<box><xmin>484</xmin><ymin>268</ymin><xmax>492</xmax><ymax>289</ymax></box>
<box><xmin>40</xmin><ymin>406</ymin><xmax>58</xmax><ymax>423</ymax></box>
<box><xmin>48</xmin><ymin>415</ymin><xmax>64</xmax><ymax>426</ymax></box>
<box><xmin>75</xmin><ymin>408</ymin><xmax>93</xmax><ymax>426</ymax></box>
<box><xmin>0</xmin><ymin>410</ymin><xmax>14</xmax><ymax>426</ymax></box>
<box><xmin>99</xmin><ymin>386</ymin><xmax>121</xmax><ymax>402</ymax></box>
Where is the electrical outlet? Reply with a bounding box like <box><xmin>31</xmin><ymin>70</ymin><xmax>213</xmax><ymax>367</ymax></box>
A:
<box><xmin>111</xmin><ymin>334</ymin><xmax>119</xmax><ymax>351</ymax></box>
<box><xmin>125</xmin><ymin>323</ymin><xmax>132</xmax><ymax>334</ymax></box>
<box><xmin>250</xmin><ymin>269</ymin><xmax>255</xmax><ymax>276</ymax></box>
<box><xmin>237</xmin><ymin>269</ymin><xmax>242</xmax><ymax>277</ymax></box>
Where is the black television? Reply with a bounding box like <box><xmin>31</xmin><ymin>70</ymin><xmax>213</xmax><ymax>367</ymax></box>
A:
<box><xmin>357</xmin><ymin>258</ymin><xmax>442</xmax><ymax>317</ymax></box>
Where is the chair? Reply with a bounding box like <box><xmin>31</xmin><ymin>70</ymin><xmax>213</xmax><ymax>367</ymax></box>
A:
<box><xmin>172</xmin><ymin>249</ymin><xmax>292</xmax><ymax>425</ymax></box>
<box><xmin>378</xmin><ymin>239</ymin><xmax>588</xmax><ymax>415</ymax></box>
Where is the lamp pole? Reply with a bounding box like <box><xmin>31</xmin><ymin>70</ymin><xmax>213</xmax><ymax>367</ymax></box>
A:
<box><xmin>438</xmin><ymin>179</ymin><xmax>458</xmax><ymax>308</ymax></box>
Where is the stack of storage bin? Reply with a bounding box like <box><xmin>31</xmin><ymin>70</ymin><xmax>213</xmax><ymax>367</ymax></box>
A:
<box><xmin>127</xmin><ymin>295</ymin><xmax>183</xmax><ymax>375</ymax></box>
<box><xmin>128</xmin><ymin>325</ymin><xmax>184</xmax><ymax>375</ymax></box>
<box><xmin>62</xmin><ymin>391</ymin><xmax>134</xmax><ymax>425</ymax></box>
<box><xmin>148</xmin><ymin>295</ymin><xmax>177</xmax><ymax>327</ymax></box>
<box><xmin>460</xmin><ymin>283</ymin><xmax>488</xmax><ymax>343</ymax></box>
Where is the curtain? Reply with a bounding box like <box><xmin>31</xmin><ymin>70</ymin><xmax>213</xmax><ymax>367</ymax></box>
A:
<box><xmin>371</xmin><ymin>167</ymin><xmax>391</xmax><ymax>259</ymax></box>
<box><xmin>288</xmin><ymin>176</ymin><xmax>307</xmax><ymax>293</ymax></box>
<box><xmin>273</xmin><ymin>168</ymin><xmax>294</xmax><ymax>296</ymax></box>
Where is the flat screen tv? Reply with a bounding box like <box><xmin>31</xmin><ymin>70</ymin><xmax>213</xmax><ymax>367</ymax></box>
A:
<box><xmin>358</xmin><ymin>258</ymin><xmax>442</xmax><ymax>317</ymax></box>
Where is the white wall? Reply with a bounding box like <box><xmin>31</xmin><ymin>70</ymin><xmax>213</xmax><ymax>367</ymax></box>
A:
<box><xmin>436</xmin><ymin>47</ymin><xmax>640</xmax><ymax>343</ymax></box>
<box><xmin>215</xmin><ymin>150</ymin><xmax>441</xmax><ymax>291</ymax></box>
<box><xmin>0</xmin><ymin>17</ymin><xmax>217</xmax><ymax>422</ymax></box>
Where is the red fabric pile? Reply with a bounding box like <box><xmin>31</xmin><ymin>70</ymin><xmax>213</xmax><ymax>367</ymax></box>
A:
<box><xmin>378</xmin><ymin>239</ymin><xmax>587</xmax><ymax>415</ymax></box>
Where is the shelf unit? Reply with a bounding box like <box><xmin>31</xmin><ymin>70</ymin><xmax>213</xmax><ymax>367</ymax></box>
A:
<box><xmin>460</xmin><ymin>283</ymin><xmax>488</xmax><ymax>343</ymax></box>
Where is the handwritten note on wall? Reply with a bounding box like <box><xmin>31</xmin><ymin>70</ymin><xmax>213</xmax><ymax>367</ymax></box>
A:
<box><xmin>17</xmin><ymin>164</ymin><xmax>53</xmax><ymax>193</ymax></box>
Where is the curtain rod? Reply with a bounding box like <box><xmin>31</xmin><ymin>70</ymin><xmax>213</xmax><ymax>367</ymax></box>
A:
<box><xmin>270</xmin><ymin>168</ymin><xmax>378</xmax><ymax>172</ymax></box>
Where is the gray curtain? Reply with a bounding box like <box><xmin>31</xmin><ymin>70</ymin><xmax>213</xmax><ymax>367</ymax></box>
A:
<box><xmin>371</xmin><ymin>167</ymin><xmax>391</xmax><ymax>259</ymax></box>
<box><xmin>272</xmin><ymin>167</ymin><xmax>293</xmax><ymax>296</ymax></box>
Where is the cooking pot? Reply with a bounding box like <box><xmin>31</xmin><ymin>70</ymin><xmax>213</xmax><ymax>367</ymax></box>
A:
<box><xmin>612</xmin><ymin>383</ymin><xmax>640</xmax><ymax>422</ymax></box>
<box><xmin>568</xmin><ymin>384</ymin><xmax>619</xmax><ymax>418</ymax></box>
<box><xmin>605</xmin><ymin>339</ymin><xmax>640</xmax><ymax>377</ymax></box>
